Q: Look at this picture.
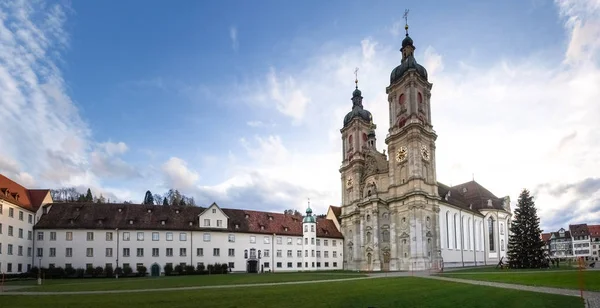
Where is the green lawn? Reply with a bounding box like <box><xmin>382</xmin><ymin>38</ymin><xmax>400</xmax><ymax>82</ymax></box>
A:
<box><xmin>442</xmin><ymin>270</ymin><xmax>599</xmax><ymax>291</ymax></box>
<box><xmin>8</xmin><ymin>272</ymin><xmax>366</xmax><ymax>292</ymax></box>
<box><xmin>1</xmin><ymin>277</ymin><xmax>583</xmax><ymax>308</ymax></box>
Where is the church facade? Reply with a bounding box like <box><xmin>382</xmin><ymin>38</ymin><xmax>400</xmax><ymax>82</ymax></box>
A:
<box><xmin>337</xmin><ymin>25</ymin><xmax>512</xmax><ymax>271</ymax></box>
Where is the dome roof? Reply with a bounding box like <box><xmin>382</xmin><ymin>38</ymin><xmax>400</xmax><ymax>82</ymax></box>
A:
<box><xmin>402</xmin><ymin>35</ymin><xmax>413</xmax><ymax>48</ymax></box>
<box><xmin>343</xmin><ymin>108</ymin><xmax>372</xmax><ymax>127</ymax></box>
<box><xmin>303</xmin><ymin>206</ymin><xmax>315</xmax><ymax>223</ymax></box>
<box><xmin>352</xmin><ymin>87</ymin><xmax>362</xmax><ymax>97</ymax></box>
<box><xmin>390</xmin><ymin>56</ymin><xmax>428</xmax><ymax>84</ymax></box>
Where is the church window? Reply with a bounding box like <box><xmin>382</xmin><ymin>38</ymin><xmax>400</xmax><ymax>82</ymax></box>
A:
<box><xmin>348</xmin><ymin>135</ymin><xmax>353</xmax><ymax>150</ymax></box>
<box><xmin>382</xmin><ymin>231</ymin><xmax>390</xmax><ymax>243</ymax></box>
<box><xmin>366</xmin><ymin>215</ymin><xmax>371</xmax><ymax>221</ymax></box>
<box><xmin>362</xmin><ymin>133</ymin><xmax>368</xmax><ymax>142</ymax></box>
<box><xmin>418</xmin><ymin>92</ymin><xmax>423</xmax><ymax>104</ymax></box>
<box><xmin>454</xmin><ymin>214</ymin><xmax>459</xmax><ymax>249</ymax></box>
<box><xmin>489</xmin><ymin>217</ymin><xmax>495</xmax><ymax>251</ymax></box>
<box><xmin>366</xmin><ymin>232</ymin><xmax>372</xmax><ymax>244</ymax></box>
<box><xmin>445</xmin><ymin>212</ymin><xmax>450</xmax><ymax>249</ymax></box>
<box><xmin>399</xmin><ymin>93</ymin><xmax>405</xmax><ymax>105</ymax></box>
<box><xmin>467</xmin><ymin>218</ymin><xmax>472</xmax><ymax>250</ymax></box>
<box><xmin>501</xmin><ymin>239</ymin><xmax>505</xmax><ymax>251</ymax></box>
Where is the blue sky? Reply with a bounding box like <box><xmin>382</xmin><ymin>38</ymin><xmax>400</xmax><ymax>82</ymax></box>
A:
<box><xmin>1</xmin><ymin>0</ymin><xmax>599</xmax><ymax>232</ymax></box>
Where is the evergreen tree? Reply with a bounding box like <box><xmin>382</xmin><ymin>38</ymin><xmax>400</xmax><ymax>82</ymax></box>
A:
<box><xmin>507</xmin><ymin>189</ymin><xmax>545</xmax><ymax>268</ymax></box>
<box><xmin>85</xmin><ymin>188</ymin><xmax>94</xmax><ymax>202</ymax></box>
<box><xmin>162</xmin><ymin>197</ymin><xmax>169</xmax><ymax>206</ymax></box>
<box><xmin>143</xmin><ymin>190</ymin><xmax>154</xmax><ymax>205</ymax></box>
<box><xmin>179</xmin><ymin>198</ymin><xmax>186</xmax><ymax>206</ymax></box>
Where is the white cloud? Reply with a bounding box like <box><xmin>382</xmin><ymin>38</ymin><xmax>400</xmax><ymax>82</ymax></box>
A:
<box><xmin>246</xmin><ymin>120</ymin><xmax>276</xmax><ymax>127</ymax></box>
<box><xmin>162</xmin><ymin>157</ymin><xmax>200</xmax><ymax>193</ymax></box>
<box><xmin>230</xmin><ymin>25</ymin><xmax>238</xmax><ymax>51</ymax></box>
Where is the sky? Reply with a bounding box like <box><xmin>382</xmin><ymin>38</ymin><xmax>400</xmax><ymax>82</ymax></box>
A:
<box><xmin>0</xmin><ymin>0</ymin><xmax>599</xmax><ymax>232</ymax></box>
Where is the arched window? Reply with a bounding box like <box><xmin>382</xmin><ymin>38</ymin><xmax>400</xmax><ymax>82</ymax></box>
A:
<box><xmin>488</xmin><ymin>217</ymin><xmax>495</xmax><ymax>251</ymax></box>
<box><xmin>348</xmin><ymin>135</ymin><xmax>353</xmax><ymax>151</ymax></box>
<box><xmin>399</xmin><ymin>93</ymin><xmax>405</xmax><ymax>105</ymax></box>
<box><xmin>382</xmin><ymin>230</ymin><xmax>390</xmax><ymax>242</ymax></box>
<box><xmin>348</xmin><ymin>245</ymin><xmax>353</xmax><ymax>261</ymax></box>
<box><xmin>468</xmin><ymin>218</ymin><xmax>472</xmax><ymax>250</ymax></box>
<box><xmin>445</xmin><ymin>212</ymin><xmax>450</xmax><ymax>249</ymax></box>
<box><xmin>418</xmin><ymin>92</ymin><xmax>423</xmax><ymax>104</ymax></box>
<box><xmin>454</xmin><ymin>214</ymin><xmax>459</xmax><ymax>249</ymax></box>
<box><xmin>366</xmin><ymin>232</ymin><xmax>372</xmax><ymax>243</ymax></box>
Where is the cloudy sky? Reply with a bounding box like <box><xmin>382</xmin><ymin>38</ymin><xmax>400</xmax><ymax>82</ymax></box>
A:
<box><xmin>0</xmin><ymin>0</ymin><xmax>598</xmax><ymax>232</ymax></box>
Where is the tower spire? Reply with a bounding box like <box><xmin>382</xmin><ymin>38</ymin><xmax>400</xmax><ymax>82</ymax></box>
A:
<box><xmin>354</xmin><ymin>67</ymin><xmax>359</xmax><ymax>89</ymax></box>
<box><xmin>403</xmin><ymin>9</ymin><xmax>410</xmax><ymax>36</ymax></box>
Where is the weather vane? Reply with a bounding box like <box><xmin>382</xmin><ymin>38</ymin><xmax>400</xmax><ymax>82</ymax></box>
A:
<box><xmin>354</xmin><ymin>67</ymin><xmax>359</xmax><ymax>89</ymax></box>
<box><xmin>403</xmin><ymin>9</ymin><xmax>410</xmax><ymax>35</ymax></box>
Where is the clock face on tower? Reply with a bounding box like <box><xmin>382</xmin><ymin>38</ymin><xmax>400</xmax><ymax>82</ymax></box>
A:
<box><xmin>396</xmin><ymin>147</ymin><xmax>407</xmax><ymax>162</ymax></box>
<box><xmin>421</xmin><ymin>145</ymin><xmax>430</xmax><ymax>161</ymax></box>
<box><xmin>346</xmin><ymin>177</ymin><xmax>353</xmax><ymax>188</ymax></box>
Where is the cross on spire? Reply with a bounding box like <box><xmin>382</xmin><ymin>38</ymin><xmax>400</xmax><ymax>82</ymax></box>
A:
<box><xmin>403</xmin><ymin>9</ymin><xmax>410</xmax><ymax>36</ymax></box>
<box><xmin>354</xmin><ymin>67</ymin><xmax>359</xmax><ymax>89</ymax></box>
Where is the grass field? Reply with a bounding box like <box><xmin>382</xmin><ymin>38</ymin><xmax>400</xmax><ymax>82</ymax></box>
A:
<box><xmin>445</xmin><ymin>266</ymin><xmax>578</xmax><ymax>273</ymax></box>
<box><xmin>442</xmin><ymin>269</ymin><xmax>598</xmax><ymax>291</ymax></box>
<box><xmin>1</xmin><ymin>276</ymin><xmax>583</xmax><ymax>308</ymax></box>
<box><xmin>6</xmin><ymin>272</ymin><xmax>366</xmax><ymax>292</ymax></box>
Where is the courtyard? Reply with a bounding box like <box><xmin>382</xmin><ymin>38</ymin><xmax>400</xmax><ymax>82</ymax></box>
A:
<box><xmin>0</xmin><ymin>270</ymin><xmax>588</xmax><ymax>308</ymax></box>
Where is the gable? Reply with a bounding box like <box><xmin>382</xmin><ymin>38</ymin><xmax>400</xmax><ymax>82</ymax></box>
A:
<box><xmin>198</xmin><ymin>202</ymin><xmax>229</xmax><ymax>229</ymax></box>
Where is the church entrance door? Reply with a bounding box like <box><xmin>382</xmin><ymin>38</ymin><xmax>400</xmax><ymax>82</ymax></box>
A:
<box><xmin>151</xmin><ymin>264</ymin><xmax>160</xmax><ymax>276</ymax></box>
<box><xmin>382</xmin><ymin>252</ymin><xmax>390</xmax><ymax>272</ymax></box>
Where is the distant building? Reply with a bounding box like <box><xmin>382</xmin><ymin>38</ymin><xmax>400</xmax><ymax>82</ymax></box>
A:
<box><xmin>570</xmin><ymin>224</ymin><xmax>591</xmax><ymax>259</ymax></box>
<box><xmin>541</xmin><ymin>233</ymin><xmax>551</xmax><ymax>256</ymax></box>
<box><xmin>549</xmin><ymin>228</ymin><xmax>573</xmax><ymax>258</ymax></box>
<box><xmin>589</xmin><ymin>225</ymin><xmax>600</xmax><ymax>261</ymax></box>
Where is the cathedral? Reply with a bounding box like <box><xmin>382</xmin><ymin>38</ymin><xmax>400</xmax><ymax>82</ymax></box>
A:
<box><xmin>337</xmin><ymin>21</ymin><xmax>512</xmax><ymax>271</ymax></box>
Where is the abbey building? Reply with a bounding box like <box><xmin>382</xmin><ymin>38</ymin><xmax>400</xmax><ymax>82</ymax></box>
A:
<box><xmin>337</xmin><ymin>25</ymin><xmax>512</xmax><ymax>271</ymax></box>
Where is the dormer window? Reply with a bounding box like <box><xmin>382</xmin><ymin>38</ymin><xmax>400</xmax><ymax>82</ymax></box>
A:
<box><xmin>284</xmin><ymin>227</ymin><xmax>288</xmax><ymax>231</ymax></box>
<box><xmin>462</xmin><ymin>187</ymin><xmax>467</xmax><ymax>193</ymax></box>
<box><xmin>129</xmin><ymin>220</ymin><xmax>134</xmax><ymax>225</ymax></box>
<box><xmin>147</xmin><ymin>209</ymin><xmax>152</xmax><ymax>213</ymax></box>
<box><xmin>118</xmin><ymin>208</ymin><xmax>122</xmax><ymax>212</ymax></box>
<box><xmin>245</xmin><ymin>214</ymin><xmax>249</xmax><ymax>219</ymax></box>
<box><xmin>235</xmin><ymin>224</ymin><xmax>239</xmax><ymax>229</ymax></box>
<box><xmin>175</xmin><ymin>210</ymin><xmax>180</xmax><ymax>214</ymax></box>
<box><xmin>260</xmin><ymin>225</ymin><xmax>265</xmax><ymax>230</ymax></box>
<box><xmin>69</xmin><ymin>219</ymin><xmax>74</xmax><ymax>224</ymax></box>
<box><xmin>268</xmin><ymin>215</ymin><xmax>273</xmax><ymax>221</ymax></box>
<box><xmin>161</xmin><ymin>220</ymin><xmax>166</xmax><ymax>225</ymax></box>
<box><xmin>487</xmin><ymin>199</ymin><xmax>493</xmax><ymax>207</ymax></box>
<box><xmin>189</xmin><ymin>221</ymin><xmax>193</xmax><ymax>226</ymax></box>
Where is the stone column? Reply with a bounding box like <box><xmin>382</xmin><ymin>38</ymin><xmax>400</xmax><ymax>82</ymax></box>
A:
<box><xmin>372</xmin><ymin>205</ymin><xmax>381</xmax><ymax>271</ymax></box>
<box><xmin>390</xmin><ymin>208</ymin><xmax>398</xmax><ymax>271</ymax></box>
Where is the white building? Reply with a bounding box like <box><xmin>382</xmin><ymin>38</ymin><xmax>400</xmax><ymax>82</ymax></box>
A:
<box><xmin>33</xmin><ymin>202</ymin><xmax>343</xmax><ymax>275</ymax></box>
<box><xmin>0</xmin><ymin>174</ymin><xmax>53</xmax><ymax>274</ymax></box>
<box><xmin>570</xmin><ymin>224</ymin><xmax>591</xmax><ymax>260</ymax></box>
<box><xmin>337</xmin><ymin>20</ymin><xmax>512</xmax><ymax>271</ymax></box>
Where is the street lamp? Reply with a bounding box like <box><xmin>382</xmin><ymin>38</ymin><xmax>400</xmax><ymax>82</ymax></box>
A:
<box><xmin>116</xmin><ymin>228</ymin><xmax>119</xmax><ymax>279</ymax></box>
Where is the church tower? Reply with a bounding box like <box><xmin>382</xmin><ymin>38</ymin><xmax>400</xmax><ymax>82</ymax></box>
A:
<box><xmin>384</xmin><ymin>15</ymin><xmax>442</xmax><ymax>270</ymax></box>
<box><xmin>339</xmin><ymin>12</ymin><xmax>442</xmax><ymax>272</ymax></box>
<box><xmin>302</xmin><ymin>204</ymin><xmax>317</xmax><ymax>269</ymax></box>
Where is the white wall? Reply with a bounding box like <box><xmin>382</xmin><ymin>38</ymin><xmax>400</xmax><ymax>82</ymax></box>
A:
<box><xmin>438</xmin><ymin>204</ymin><xmax>485</xmax><ymax>267</ymax></box>
<box><xmin>33</xmin><ymin>228</ymin><xmax>344</xmax><ymax>273</ymax></box>
<box><xmin>0</xmin><ymin>199</ymin><xmax>36</xmax><ymax>273</ymax></box>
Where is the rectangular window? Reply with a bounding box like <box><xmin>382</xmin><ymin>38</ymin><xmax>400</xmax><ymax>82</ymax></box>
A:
<box><xmin>276</xmin><ymin>250</ymin><xmax>282</xmax><ymax>257</ymax></box>
<box><xmin>66</xmin><ymin>232</ymin><xmax>73</xmax><ymax>241</ymax></box>
<box><xmin>333</xmin><ymin>262</ymin><xmax>338</xmax><ymax>267</ymax></box>
<box><xmin>228</xmin><ymin>262</ymin><xmax>234</xmax><ymax>269</ymax></box>
<box><xmin>28</xmin><ymin>214</ymin><xmax>33</xmax><ymax>224</ymax></box>
<box><xmin>213</xmin><ymin>248</ymin><xmax>220</xmax><ymax>256</ymax></box>
<box><xmin>137</xmin><ymin>248</ymin><xmax>144</xmax><ymax>257</ymax></box>
<box><xmin>37</xmin><ymin>231</ymin><xmax>43</xmax><ymax>240</ymax></box>
<box><xmin>7</xmin><ymin>263</ymin><xmax>12</xmax><ymax>272</ymax></box>
<box><xmin>18</xmin><ymin>228</ymin><xmax>23</xmax><ymax>238</ymax></box>
<box><xmin>324</xmin><ymin>251</ymin><xmax>329</xmax><ymax>258</ymax></box>
<box><xmin>7</xmin><ymin>226</ymin><xmax>12</xmax><ymax>236</ymax></box>
<box><xmin>276</xmin><ymin>237</ymin><xmax>282</xmax><ymax>245</ymax></box>
<box><xmin>311</xmin><ymin>238</ymin><xmax>315</xmax><ymax>245</ymax></box>
<box><xmin>204</xmin><ymin>219</ymin><xmax>210</xmax><ymax>227</ymax></box>
<box><xmin>317</xmin><ymin>239</ymin><xmax>320</xmax><ymax>246</ymax></box>
<box><xmin>123</xmin><ymin>248</ymin><xmax>130</xmax><ymax>257</ymax></box>
<box><xmin>250</xmin><ymin>236</ymin><xmax>256</xmax><ymax>243</ymax></box>
<box><xmin>27</xmin><ymin>247</ymin><xmax>32</xmax><ymax>257</ymax></box>
<box><xmin>287</xmin><ymin>237</ymin><xmax>293</xmax><ymax>245</ymax></box>
<box><xmin>166</xmin><ymin>232</ymin><xmax>173</xmax><ymax>241</ymax></box>
<box><xmin>166</xmin><ymin>248</ymin><xmax>173</xmax><ymax>256</ymax></box>
<box><xmin>317</xmin><ymin>251</ymin><xmax>321</xmax><ymax>258</ymax></box>
<box><xmin>324</xmin><ymin>240</ymin><xmax>328</xmax><ymax>246</ymax></box>
<box><xmin>137</xmin><ymin>232</ymin><xmax>144</xmax><ymax>241</ymax></box>
<box><xmin>297</xmin><ymin>238</ymin><xmax>302</xmax><ymax>245</ymax></box>
<box><xmin>287</xmin><ymin>250</ymin><xmax>292</xmax><ymax>257</ymax></box>
<box><xmin>333</xmin><ymin>251</ymin><xmax>337</xmax><ymax>258</ymax></box>
<box><xmin>28</xmin><ymin>230</ymin><xmax>32</xmax><ymax>240</ymax></box>
<box><xmin>203</xmin><ymin>233</ymin><xmax>211</xmax><ymax>242</ymax></box>
<box><xmin>152</xmin><ymin>232</ymin><xmax>159</xmax><ymax>241</ymax></box>
<box><xmin>196</xmin><ymin>248</ymin><xmax>203</xmax><ymax>256</ymax></box>
<box><xmin>276</xmin><ymin>262</ymin><xmax>282</xmax><ymax>268</ymax></box>
<box><xmin>9</xmin><ymin>207</ymin><xmax>14</xmax><ymax>217</ymax></box>
<box><xmin>212</xmin><ymin>209</ymin><xmax>216</xmax><ymax>213</ymax></box>
<box><xmin>264</xmin><ymin>262</ymin><xmax>270</xmax><ymax>268</ymax></box>
<box><xmin>18</xmin><ymin>246</ymin><xmax>23</xmax><ymax>256</ymax></box>
<box><xmin>123</xmin><ymin>232</ymin><xmax>130</xmax><ymax>241</ymax></box>
<box><xmin>228</xmin><ymin>234</ymin><xmax>235</xmax><ymax>242</ymax></box>
<box><xmin>228</xmin><ymin>248</ymin><xmax>235</xmax><ymax>256</ymax></box>
<box><xmin>19</xmin><ymin>210</ymin><xmax>23</xmax><ymax>220</ymax></box>
<box><xmin>66</xmin><ymin>248</ymin><xmax>73</xmax><ymax>257</ymax></box>
<box><xmin>325</xmin><ymin>262</ymin><xmax>329</xmax><ymax>267</ymax></box>
<box><xmin>106</xmin><ymin>232</ymin><xmax>113</xmax><ymax>241</ymax></box>
<box><xmin>49</xmin><ymin>247</ymin><xmax>55</xmax><ymax>257</ymax></box>
<box><xmin>333</xmin><ymin>240</ymin><xmax>337</xmax><ymax>247</ymax></box>
<box><xmin>297</xmin><ymin>250</ymin><xmax>302</xmax><ymax>257</ymax></box>
<box><xmin>7</xmin><ymin>244</ymin><xmax>13</xmax><ymax>255</ymax></box>
<box><xmin>36</xmin><ymin>247</ymin><xmax>42</xmax><ymax>257</ymax></box>
<box><xmin>287</xmin><ymin>262</ymin><xmax>293</xmax><ymax>268</ymax></box>
<box><xmin>263</xmin><ymin>236</ymin><xmax>269</xmax><ymax>244</ymax></box>
<box><xmin>87</xmin><ymin>232</ymin><xmax>94</xmax><ymax>241</ymax></box>
<box><xmin>180</xmin><ymin>248</ymin><xmax>187</xmax><ymax>256</ymax></box>
<box><xmin>217</xmin><ymin>219</ymin><xmax>223</xmax><ymax>227</ymax></box>
<box><xmin>179</xmin><ymin>233</ymin><xmax>187</xmax><ymax>241</ymax></box>
<box><xmin>264</xmin><ymin>249</ymin><xmax>270</xmax><ymax>257</ymax></box>
<box><xmin>86</xmin><ymin>248</ymin><xmax>93</xmax><ymax>257</ymax></box>
<box><xmin>297</xmin><ymin>262</ymin><xmax>302</xmax><ymax>268</ymax></box>
<box><xmin>106</xmin><ymin>248</ymin><xmax>113</xmax><ymax>257</ymax></box>
<box><xmin>48</xmin><ymin>231</ymin><xmax>56</xmax><ymax>241</ymax></box>
<box><xmin>305</xmin><ymin>238</ymin><xmax>308</xmax><ymax>245</ymax></box>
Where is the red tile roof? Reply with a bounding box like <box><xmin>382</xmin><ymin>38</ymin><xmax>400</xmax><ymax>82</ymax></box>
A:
<box><xmin>330</xmin><ymin>206</ymin><xmax>341</xmax><ymax>221</ymax></box>
<box><xmin>35</xmin><ymin>202</ymin><xmax>344</xmax><ymax>239</ymax></box>
<box><xmin>0</xmin><ymin>174</ymin><xmax>51</xmax><ymax>212</ymax></box>
<box><xmin>541</xmin><ymin>233</ymin><xmax>551</xmax><ymax>242</ymax></box>
<box><xmin>589</xmin><ymin>225</ymin><xmax>600</xmax><ymax>236</ymax></box>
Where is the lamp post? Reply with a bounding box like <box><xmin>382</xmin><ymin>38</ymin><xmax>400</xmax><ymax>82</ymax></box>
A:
<box><xmin>116</xmin><ymin>228</ymin><xmax>119</xmax><ymax>279</ymax></box>
<box><xmin>37</xmin><ymin>257</ymin><xmax>41</xmax><ymax>285</ymax></box>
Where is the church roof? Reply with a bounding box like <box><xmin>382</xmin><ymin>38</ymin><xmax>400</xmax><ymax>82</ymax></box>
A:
<box><xmin>35</xmin><ymin>202</ymin><xmax>343</xmax><ymax>239</ymax></box>
<box><xmin>437</xmin><ymin>180</ymin><xmax>508</xmax><ymax>214</ymax></box>
<box><xmin>0</xmin><ymin>174</ymin><xmax>51</xmax><ymax>212</ymax></box>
